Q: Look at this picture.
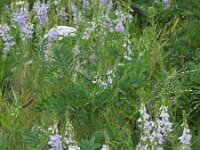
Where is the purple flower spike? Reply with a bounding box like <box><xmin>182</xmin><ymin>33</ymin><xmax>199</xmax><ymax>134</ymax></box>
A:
<box><xmin>14</xmin><ymin>8</ymin><xmax>34</xmax><ymax>40</ymax></box>
<box><xmin>33</xmin><ymin>2</ymin><xmax>49</xmax><ymax>26</ymax></box>
<box><xmin>82</xmin><ymin>0</ymin><xmax>89</xmax><ymax>7</ymax></box>
<box><xmin>115</xmin><ymin>22</ymin><xmax>125</xmax><ymax>34</ymax></box>
<box><xmin>0</xmin><ymin>24</ymin><xmax>15</xmax><ymax>52</ymax></box>
<box><xmin>48</xmin><ymin>134</ymin><xmax>63</xmax><ymax>150</ymax></box>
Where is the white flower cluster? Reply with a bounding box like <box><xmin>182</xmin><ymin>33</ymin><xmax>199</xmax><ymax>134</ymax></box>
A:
<box><xmin>16</xmin><ymin>1</ymin><xmax>28</xmax><ymax>6</ymax></box>
<box><xmin>123</xmin><ymin>37</ymin><xmax>133</xmax><ymax>61</ymax></box>
<box><xmin>43</xmin><ymin>26</ymin><xmax>77</xmax><ymax>61</ymax></box>
<box><xmin>163</xmin><ymin>0</ymin><xmax>170</xmax><ymax>8</ymax></box>
<box><xmin>101</xmin><ymin>144</ymin><xmax>110</xmax><ymax>150</ymax></box>
<box><xmin>72</xmin><ymin>45</ymin><xmax>83</xmax><ymax>81</ymax></box>
<box><xmin>45</xmin><ymin>26</ymin><xmax>77</xmax><ymax>40</ymax></box>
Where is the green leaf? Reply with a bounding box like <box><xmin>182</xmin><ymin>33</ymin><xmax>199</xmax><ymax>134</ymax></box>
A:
<box><xmin>92</xmin><ymin>130</ymin><xmax>106</xmax><ymax>144</ymax></box>
<box><xmin>0</xmin><ymin>132</ymin><xmax>10</xmax><ymax>149</ymax></box>
<box><xmin>22</xmin><ymin>130</ymin><xmax>39</xmax><ymax>149</ymax></box>
<box><xmin>80</xmin><ymin>137</ymin><xmax>100</xmax><ymax>150</ymax></box>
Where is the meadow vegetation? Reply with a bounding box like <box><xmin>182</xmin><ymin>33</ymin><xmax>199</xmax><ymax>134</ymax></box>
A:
<box><xmin>0</xmin><ymin>0</ymin><xmax>200</xmax><ymax>149</ymax></box>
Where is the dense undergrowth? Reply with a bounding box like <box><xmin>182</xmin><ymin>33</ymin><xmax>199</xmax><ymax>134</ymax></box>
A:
<box><xmin>0</xmin><ymin>0</ymin><xmax>200</xmax><ymax>150</ymax></box>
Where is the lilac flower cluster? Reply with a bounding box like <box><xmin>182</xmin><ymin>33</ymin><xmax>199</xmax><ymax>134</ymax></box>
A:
<box><xmin>59</xmin><ymin>8</ymin><xmax>68</xmax><ymax>20</ymax></box>
<box><xmin>48</xmin><ymin>133</ymin><xmax>80</xmax><ymax>150</ymax></box>
<box><xmin>149</xmin><ymin>106</ymin><xmax>173</xmax><ymax>149</ymax></box>
<box><xmin>150</xmin><ymin>120</ymin><xmax>165</xmax><ymax>149</ymax></box>
<box><xmin>114</xmin><ymin>10</ymin><xmax>133</xmax><ymax>34</ymax></box>
<box><xmin>14</xmin><ymin>8</ymin><xmax>28</xmax><ymax>27</ymax></box>
<box><xmin>48</xmin><ymin>123</ymin><xmax>80</xmax><ymax>150</ymax></box>
<box><xmin>92</xmin><ymin>70</ymin><xmax>115</xmax><ymax>89</ymax></box>
<box><xmin>14</xmin><ymin>8</ymin><xmax>34</xmax><ymax>40</ymax></box>
<box><xmin>48</xmin><ymin>134</ymin><xmax>62</xmax><ymax>150</ymax></box>
<box><xmin>137</xmin><ymin>104</ymin><xmax>154</xmax><ymax>150</ymax></box>
<box><xmin>82</xmin><ymin>0</ymin><xmax>89</xmax><ymax>8</ymax></box>
<box><xmin>103</xmin><ymin>19</ymin><xmax>113</xmax><ymax>32</ymax></box>
<box><xmin>73</xmin><ymin>11</ymin><xmax>82</xmax><ymax>25</ymax></box>
<box><xmin>100</xmin><ymin>0</ymin><xmax>113</xmax><ymax>11</ymax></box>
<box><xmin>137</xmin><ymin>104</ymin><xmax>173</xmax><ymax>150</ymax></box>
<box><xmin>82</xmin><ymin>28</ymin><xmax>93</xmax><ymax>40</ymax></box>
<box><xmin>48</xmin><ymin>29</ymin><xmax>59</xmax><ymax>40</ymax></box>
<box><xmin>48</xmin><ymin>134</ymin><xmax>80</xmax><ymax>150</ymax></box>
<box><xmin>107</xmin><ymin>0</ymin><xmax>113</xmax><ymax>11</ymax></box>
<box><xmin>115</xmin><ymin>22</ymin><xmax>125</xmax><ymax>34</ymax></box>
<box><xmin>22</xmin><ymin>24</ymin><xmax>34</xmax><ymax>39</ymax></box>
<box><xmin>33</xmin><ymin>2</ymin><xmax>48</xmax><ymax>26</ymax></box>
<box><xmin>82</xmin><ymin>22</ymin><xmax>96</xmax><ymax>40</ymax></box>
<box><xmin>101</xmin><ymin>0</ymin><xmax>107</xmax><ymax>6</ymax></box>
<box><xmin>68</xmin><ymin>2</ymin><xmax>82</xmax><ymax>25</ymax></box>
<box><xmin>158</xmin><ymin>106</ymin><xmax>173</xmax><ymax>134</ymax></box>
<box><xmin>0</xmin><ymin>24</ymin><xmax>15</xmax><ymax>52</ymax></box>
<box><xmin>179</xmin><ymin>127</ymin><xmax>192</xmax><ymax>149</ymax></box>
<box><xmin>123</xmin><ymin>45</ymin><xmax>132</xmax><ymax>61</ymax></box>
<box><xmin>68</xmin><ymin>1</ymin><xmax>76</xmax><ymax>13</ymax></box>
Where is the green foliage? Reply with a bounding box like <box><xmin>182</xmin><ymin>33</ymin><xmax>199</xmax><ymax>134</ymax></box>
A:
<box><xmin>22</xmin><ymin>130</ymin><xmax>39</xmax><ymax>149</ymax></box>
<box><xmin>0</xmin><ymin>132</ymin><xmax>11</xmax><ymax>149</ymax></box>
<box><xmin>80</xmin><ymin>138</ymin><xmax>100</xmax><ymax>150</ymax></box>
